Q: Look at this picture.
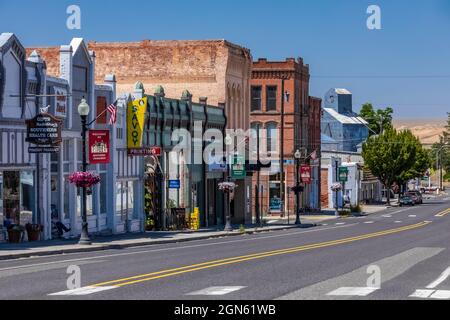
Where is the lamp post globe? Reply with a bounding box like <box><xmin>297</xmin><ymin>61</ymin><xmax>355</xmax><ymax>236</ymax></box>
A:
<box><xmin>78</xmin><ymin>98</ymin><xmax>90</xmax><ymax>116</ymax></box>
<box><xmin>78</xmin><ymin>98</ymin><xmax>91</xmax><ymax>245</ymax></box>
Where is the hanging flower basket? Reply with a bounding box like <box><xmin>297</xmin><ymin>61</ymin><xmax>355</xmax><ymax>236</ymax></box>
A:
<box><xmin>330</xmin><ymin>183</ymin><xmax>342</xmax><ymax>192</ymax></box>
<box><xmin>68</xmin><ymin>172</ymin><xmax>101</xmax><ymax>188</ymax></box>
<box><xmin>218</xmin><ymin>182</ymin><xmax>236</xmax><ymax>193</ymax></box>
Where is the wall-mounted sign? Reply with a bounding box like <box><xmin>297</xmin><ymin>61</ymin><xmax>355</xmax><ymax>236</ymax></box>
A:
<box><xmin>88</xmin><ymin>130</ymin><xmax>110</xmax><ymax>164</ymax></box>
<box><xmin>54</xmin><ymin>87</ymin><xmax>67</xmax><ymax>118</ymax></box>
<box><xmin>300</xmin><ymin>165</ymin><xmax>312</xmax><ymax>184</ymax></box>
<box><xmin>26</xmin><ymin>113</ymin><xmax>62</xmax><ymax>146</ymax></box>
<box><xmin>127</xmin><ymin>97</ymin><xmax>147</xmax><ymax>150</ymax></box>
<box><xmin>28</xmin><ymin>146</ymin><xmax>60</xmax><ymax>154</ymax></box>
<box><xmin>128</xmin><ymin>147</ymin><xmax>161</xmax><ymax>157</ymax></box>
<box><xmin>168</xmin><ymin>180</ymin><xmax>181</xmax><ymax>189</ymax></box>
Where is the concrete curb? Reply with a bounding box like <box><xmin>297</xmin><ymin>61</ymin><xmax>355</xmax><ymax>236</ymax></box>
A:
<box><xmin>0</xmin><ymin>224</ymin><xmax>314</xmax><ymax>261</ymax></box>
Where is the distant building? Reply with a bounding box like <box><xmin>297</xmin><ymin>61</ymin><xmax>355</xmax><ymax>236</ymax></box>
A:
<box><xmin>321</xmin><ymin>88</ymin><xmax>369</xmax><ymax>152</ymax></box>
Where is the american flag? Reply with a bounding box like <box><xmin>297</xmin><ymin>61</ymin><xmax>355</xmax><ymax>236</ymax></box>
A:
<box><xmin>107</xmin><ymin>100</ymin><xmax>117</xmax><ymax>125</ymax></box>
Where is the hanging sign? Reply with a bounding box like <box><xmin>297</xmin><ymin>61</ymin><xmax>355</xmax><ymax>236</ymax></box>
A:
<box><xmin>88</xmin><ymin>130</ymin><xmax>110</xmax><ymax>164</ymax></box>
<box><xmin>127</xmin><ymin>97</ymin><xmax>147</xmax><ymax>152</ymax></box>
<box><xmin>300</xmin><ymin>165</ymin><xmax>312</xmax><ymax>184</ymax></box>
<box><xmin>231</xmin><ymin>154</ymin><xmax>246</xmax><ymax>179</ymax></box>
<box><xmin>26</xmin><ymin>113</ymin><xmax>62</xmax><ymax>146</ymax></box>
<box><xmin>338</xmin><ymin>167</ymin><xmax>349</xmax><ymax>182</ymax></box>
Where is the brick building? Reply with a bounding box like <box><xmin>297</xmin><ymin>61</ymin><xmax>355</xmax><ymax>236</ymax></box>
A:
<box><xmin>250</xmin><ymin>58</ymin><xmax>321</xmax><ymax>218</ymax></box>
<box><xmin>28</xmin><ymin>39</ymin><xmax>254</xmax><ymax>226</ymax></box>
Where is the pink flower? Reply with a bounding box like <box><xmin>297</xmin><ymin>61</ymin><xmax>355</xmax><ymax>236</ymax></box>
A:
<box><xmin>68</xmin><ymin>172</ymin><xmax>101</xmax><ymax>188</ymax></box>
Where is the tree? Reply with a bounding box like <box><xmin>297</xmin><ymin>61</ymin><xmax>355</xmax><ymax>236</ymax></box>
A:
<box><xmin>398</xmin><ymin>140</ymin><xmax>431</xmax><ymax>188</ymax></box>
<box><xmin>431</xmin><ymin>113</ymin><xmax>450</xmax><ymax>179</ymax></box>
<box><xmin>359</xmin><ymin>103</ymin><xmax>394</xmax><ymax>136</ymax></box>
<box><xmin>362</xmin><ymin>128</ymin><xmax>418</xmax><ymax>204</ymax></box>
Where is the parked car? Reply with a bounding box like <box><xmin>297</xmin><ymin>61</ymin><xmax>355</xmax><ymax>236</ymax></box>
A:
<box><xmin>399</xmin><ymin>196</ymin><xmax>415</xmax><ymax>207</ymax></box>
<box><xmin>406</xmin><ymin>191</ymin><xmax>423</xmax><ymax>204</ymax></box>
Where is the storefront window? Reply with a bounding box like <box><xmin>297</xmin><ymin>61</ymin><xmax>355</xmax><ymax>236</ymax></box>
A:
<box><xmin>116</xmin><ymin>182</ymin><xmax>123</xmax><ymax>217</ymax></box>
<box><xmin>76</xmin><ymin>187</ymin><xmax>94</xmax><ymax>216</ymax></box>
<box><xmin>64</xmin><ymin>175</ymin><xmax>70</xmax><ymax>219</ymax></box>
<box><xmin>269</xmin><ymin>173</ymin><xmax>281</xmax><ymax>212</ymax></box>
<box><xmin>3</xmin><ymin>171</ymin><xmax>20</xmax><ymax>225</ymax></box>
<box><xmin>116</xmin><ymin>181</ymin><xmax>137</xmax><ymax>221</ymax></box>
<box><xmin>20</xmin><ymin>171</ymin><xmax>34</xmax><ymax>225</ymax></box>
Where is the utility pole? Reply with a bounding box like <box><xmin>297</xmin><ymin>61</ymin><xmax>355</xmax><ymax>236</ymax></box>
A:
<box><xmin>280</xmin><ymin>78</ymin><xmax>285</xmax><ymax>217</ymax></box>
<box><xmin>255</xmin><ymin>125</ymin><xmax>261</xmax><ymax>226</ymax></box>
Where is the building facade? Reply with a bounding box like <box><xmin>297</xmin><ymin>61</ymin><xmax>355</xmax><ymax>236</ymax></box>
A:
<box><xmin>32</xmin><ymin>39</ymin><xmax>253</xmax><ymax>226</ymax></box>
<box><xmin>1</xmin><ymin>34</ymin><xmax>228</xmax><ymax>243</ymax></box>
<box><xmin>249</xmin><ymin>58</ymin><xmax>321</xmax><ymax>218</ymax></box>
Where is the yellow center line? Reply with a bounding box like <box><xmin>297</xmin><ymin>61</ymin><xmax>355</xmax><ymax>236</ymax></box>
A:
<box><xmin>436</xmin><ymin>208</ymin><xmax>450</xmax><ymax>217</ymax></box>
<box><xmin>92</xmin><ymin>221</ymin><xmax>430</xmax><ymax>288</ymax></box>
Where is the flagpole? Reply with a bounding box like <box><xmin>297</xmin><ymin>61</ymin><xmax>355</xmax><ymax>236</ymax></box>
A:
<box><xmin>87</xmin><ymin>99</ymin><xmax>118</xmax><ymax>126</ymax></box>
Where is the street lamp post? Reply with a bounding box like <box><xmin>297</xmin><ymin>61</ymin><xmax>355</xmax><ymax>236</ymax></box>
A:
<box><xmin>294</xmin><ymin>149</ymin><xmax>302</xmax><ymax>225</ymax></box>
<box><xmin>77</xmin><ymin>99</ymin><xmax>92</xmax><ymax>245</ymax></box>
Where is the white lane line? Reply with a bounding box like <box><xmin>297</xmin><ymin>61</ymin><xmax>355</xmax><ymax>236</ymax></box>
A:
<box><xmin>326</xmin><ymin>287</ymin><xmax>379</xmax><ymax>297</ymax></box>
<box><xmin>430</xmin><ymin>290</ymin><xmax>450</xmax><ymax>299</ymax></box>
<box><xmin>49</xmin><ymin>286</ymin><xmax>118</xmax><ymax>296</ymax></box>
<box><xmin>410</xmin><ymin>289</ymin><xmax>450</xmax><ymax>300</ymax></box>
<box><xmin>426</xmin><ymin>266</ymin><xmax>450</xmax><ymax>289</ymax></box>
<box><xmin>335</xmin><ymin>223</ymin><xmax>346</xmax><ymax>225</ymax></box>
<box><xmin>394</xmin><ymin>221</ymin><xmax>402</xmax><ymax>223</ymax></box>
<box><xmin>382</xmin><ymin>215</ymin><xmax>392</xmax><ymax>218</ymax></box>
<box><xmin>408</xmin><ymin>215</ymin><xmax>417</xmax><ymax>218</ymax></box>
<box><xmin>389</xmin><ymin>208</ymin><xmax>409</xmax><ymax>215</ymax></box>
<box><xmin>364</xmin><ymin>221</ymin><xmax>374</xmax><ymax>224</ymax></box>
<box><xmin>409</xmin><ymin>266</ymin><xmax>450</xmax><ymax>300</ymax></box>
<box><xmin>410</xmin><ymin>289</ymin><xmax>435</xmax><ymax>298</ymax></box>
<box><xmin>0</xmin><ymin>224</ymin><xmax>359</xmax><ymax>270</ymax></box>
<box><xmin>186</xmin><ymin>286</ymin><xmax>246</xmax><ymax>296</ymax></box>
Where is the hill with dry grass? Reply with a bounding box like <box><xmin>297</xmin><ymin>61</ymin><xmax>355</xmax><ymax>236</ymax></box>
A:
<box><xmin>394</xmin><ymin>119</ymin><xmax>446</xmax><ymax>146</ymax></box>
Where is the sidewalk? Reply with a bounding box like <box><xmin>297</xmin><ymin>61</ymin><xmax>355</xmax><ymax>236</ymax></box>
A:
<box><xmin>265</xmin><ymin>204</ymin><xmax>389</xmax><ymax>224</ymax></box>
<box><xmin>0</xmin><ymin>223</ymin><xmax>315</xmax><ymax>261</ymax></box>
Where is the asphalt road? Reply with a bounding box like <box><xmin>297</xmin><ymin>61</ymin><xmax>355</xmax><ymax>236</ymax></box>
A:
<box><xmin>0</xmin><ymin>196</ymin><xmax>449</xmax><ymax>300</ymax></box>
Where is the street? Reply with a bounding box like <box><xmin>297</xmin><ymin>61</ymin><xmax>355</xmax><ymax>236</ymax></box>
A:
<box><xmin>0</xmin><ymin>196</ymin><xmax>449</xmax><ymax>300</ymax></box>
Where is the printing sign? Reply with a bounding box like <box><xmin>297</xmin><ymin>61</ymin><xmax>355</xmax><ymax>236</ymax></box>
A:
<box><xmin>88</xmin><ymin>130</ymin><xmax>110</xmax><ymax>164</ymax></box>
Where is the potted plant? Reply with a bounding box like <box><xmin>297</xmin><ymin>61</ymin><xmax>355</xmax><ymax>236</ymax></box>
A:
<box><xmin>68</xmin><ymin>171</ymin><xmax>101</xmax><ymax>188</ymax></box>
<box><xmin>25</xmin><ymin>223</ymin><xmax>43</xmax><ymax>242</ymax></box>
<box><xmin>145</xmin><ymin>217</ymin><xmax>155</xmax><ymax>231</ymax></box>
<box><xmin>7</xmin><ymin>225</ymin><xmax>25</xmax><ymax>243</ymax></box>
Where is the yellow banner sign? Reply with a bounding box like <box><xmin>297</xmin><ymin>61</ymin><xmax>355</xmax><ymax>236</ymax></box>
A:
<box><xmin>127</xmin><ymin>97</ymin><xmax>147</xmax><ymax>149</ymax></box>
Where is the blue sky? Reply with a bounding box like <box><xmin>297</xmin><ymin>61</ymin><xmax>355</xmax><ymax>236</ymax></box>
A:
<box><xmin>1</xmin><ymin>0</ymin><xmax>449</xmax><ymax>119</ymax></box>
